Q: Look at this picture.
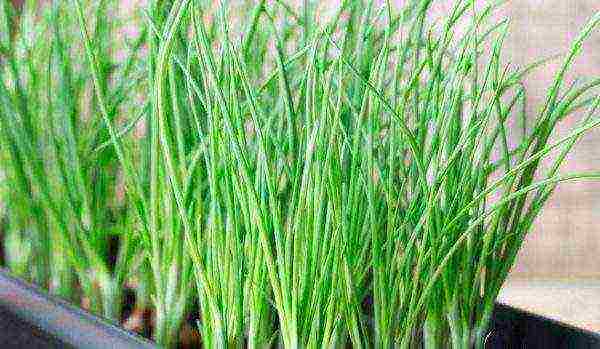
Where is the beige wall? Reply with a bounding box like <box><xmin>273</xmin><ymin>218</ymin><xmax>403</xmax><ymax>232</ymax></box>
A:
<box><xmin>497</xmin><ymin>0</ymin><xmax>600</xmax><ymax>279</ymax></box>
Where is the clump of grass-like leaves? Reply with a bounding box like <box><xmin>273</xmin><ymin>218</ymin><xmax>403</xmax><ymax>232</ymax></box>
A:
<box><xmin>2</xmin><ymin>0</ymin><xmax>599</xmax><ymax>348</ymax></box>
<box><xmin>0</xmin><ymin>0</ymin><xmax>145</xmax><ymax>319</ymax></box>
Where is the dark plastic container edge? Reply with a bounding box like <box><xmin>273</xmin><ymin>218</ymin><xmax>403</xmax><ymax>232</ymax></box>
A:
<box><xmin>1</xmin><ymin>268</ymin><xmax>599</xmax><ymax>349</ymax></box>
<box><xmin>0</xmin><ymin>269</ymin><xmax>155</xmax><ymax>349</ymax></box>
<box><xmin>488</xmin><ymin>302</ymin><xmax>600</xmax><ymax>348</ymax></box>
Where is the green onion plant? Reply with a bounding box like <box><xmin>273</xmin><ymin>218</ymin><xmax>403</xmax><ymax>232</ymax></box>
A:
<box><xmin>1</xmin><ymin>0</ymin><xmax>599</xmax><ymax>348</ymax></box>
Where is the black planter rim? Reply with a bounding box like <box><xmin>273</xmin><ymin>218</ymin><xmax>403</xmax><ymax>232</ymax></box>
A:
<box><xmin>0</xmin><ymin>268</ymin><xmax>599</xmax><ymax>348</ymax></box>
<box><xmin>0</xmin><ymin>269</ymin><xmax>155</xmax><ymax>349</ymax></box>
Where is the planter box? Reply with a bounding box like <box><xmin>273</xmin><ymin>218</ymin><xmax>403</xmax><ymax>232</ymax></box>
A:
<box><xmin>0</xmin><ymin>270</ymin><xmax>155</xmax><ymax>349</ymax></box>
<box><xmin>487</xmin><ymin>303</ymin><xmax>600</xmax><ymax>348</ymax></box>
<box><xmin>0</xmin><ymin>269</ymin><xmax>598</xmax><ymax>348</ymax></box>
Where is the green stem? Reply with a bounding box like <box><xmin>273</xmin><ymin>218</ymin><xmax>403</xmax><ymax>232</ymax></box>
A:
<box><xmin>100</xmin><ymin>278</ymin><xmax>122</xmax><ymax>320</ymax></box>
<box><xmin>153</xmin><ymin>304</ymin><xmax>169</xmax><ymax>347</ymax></box>
<box><xmin>423</xmin><ymin>312</ymin><xmax>442</xmax><ymax>349</ymax></box>
<box><xmin>447</xmin><ymin>303</ymin><xmax>463</xmax><ymax>349</ymax></box>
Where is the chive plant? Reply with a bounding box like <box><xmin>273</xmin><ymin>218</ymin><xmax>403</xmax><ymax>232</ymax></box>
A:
<box><xmin>359</xmin><ymin>3</ymin><xmax>600</xmax><ymax>348</ymax></box>
<box><xmin>74</xmin><ymin>0</ymin><xmax>279</xmax><ymax>346</ymax></box>
<box><xmin>2</xmin><ymin>0</ymin><xmax>600</xmax><ymax>348</ymax></box>
<box><xmin>0</xmin><ymin>0</ymin><xmax>145</xmax><ymax>319</ymax></box>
